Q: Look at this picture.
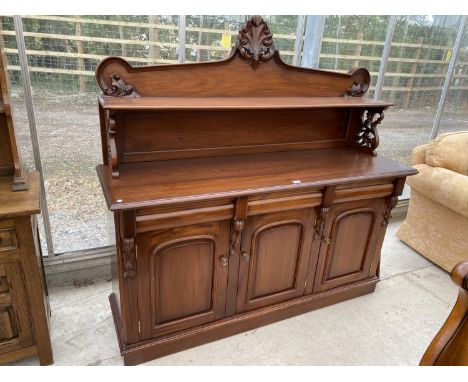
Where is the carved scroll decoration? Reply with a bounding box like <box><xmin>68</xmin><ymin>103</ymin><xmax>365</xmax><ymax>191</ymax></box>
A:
<box><xmin>382</xmin><ymin>196</ymin><xmax>398</xmax><ymax>226</ymax></box>
<box><xmin>104</xmin><ymin>73</ymin><xmax>134</xmax><ymax>97</ymax></box>
<box><xmin>230</xmin><ymin>219</ymin><xmax>245</xmax><ymax>257</ymax></box>
<box><xmin>314</xmin><ymin>206</ymin><xmax>330</xmax><ymax>243</ymax></box>
<box><xmin>106</xmin><ymin>112</ymin><xmax>119</xmax><ymax>178</ymax></box>
<box><xmin>356</xmin><ymin>109</ymin><xmax>384</xmax><ymax>155</ymax></box>
<box><xmin>236</xmin><ymin>15</ymin><xmax>274</xmax><ymax>69</ymax></box>
<box><xmin>345</xmin><ymin>80</ymin><xmax>366</xmax><ymax>97</ymax></box>
<box><xmin>122</xmin><ymin>237</ymin><xmax>136</xmax><ymax>279</ymax></box>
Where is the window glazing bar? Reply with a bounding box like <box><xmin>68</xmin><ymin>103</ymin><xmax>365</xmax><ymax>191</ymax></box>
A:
<box><xmin>374</xmin><ymin>15</ymin><xmax>397</xmax><ymax>100</ymax></box>
<box><xmin>292</xmin><ymin>15</ymin><xmax>306</xmax><ymax>67</ymax></box>
<box><xmin>301</xmin><ymin>16</ymin><xmax>325</xmax><ymax>68</ymax></box>
<box><xmin>430</xmin><ymin>15</ymin><xmax>466</xmax><ymax>140</ymax></box>
<box><xmin>13</xmin><ymin>15</ymin><xmax>55</xmax><ymax>256</ymax></box>
<box><xmin>178</xmin><ymin>15</ymin><xmax>186</xmax><ymax>64</ymax></box>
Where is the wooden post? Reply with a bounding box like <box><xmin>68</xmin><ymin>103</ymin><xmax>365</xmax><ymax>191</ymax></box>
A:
<box><xmin>353</xmin><ymin>32</ymin><xmax>363</xmax><ymax>68</ymax></box>
<box><xmin>196</xmin><ymin>15</ymin><xmax>203</xmax><ymax>61</ymax></box>
<box><xmin>0</xmin><ymin>18</ymin><xmax>5</xmax><ymax>53</ymax></box>
<box><xmin>403</xmin><ymin>36</ymin><xmax>424</xmax><ymax>109</ymax></box>
<box><xmin>148</xmin><ymin>15</ymin><xmax>159</xmax><ymax>64</ymax></box>
<box><xmin>117</xmin><ymin>16</ymin><xmax>127</xmax><ymax>58</ymax></box>
<box><xmin>199</xmin><ymin>16</ymin><xmax>210</xmax><ymax>62</ymax></box>
<box><xmin>223</xmin><ymin>20</ymin><xmax>230</xmax><ymax>59</ymax></box>
<box><xmin>75</xmin><ymin>22</ymin><xmax>85</xmax><ymax>93</ymax></box>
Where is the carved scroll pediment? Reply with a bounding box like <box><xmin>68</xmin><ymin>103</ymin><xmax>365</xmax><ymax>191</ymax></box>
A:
<box><xmin>236</xmin><ymin>16</ymin><xmax>274</xmax><ymax>69</ymax></box>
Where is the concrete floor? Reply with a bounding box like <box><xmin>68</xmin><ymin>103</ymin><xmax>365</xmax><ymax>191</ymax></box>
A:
<box><xmin>9</xmin><ymin>217</ymin><xmax>458</xmax><ymax>366</ymax></box>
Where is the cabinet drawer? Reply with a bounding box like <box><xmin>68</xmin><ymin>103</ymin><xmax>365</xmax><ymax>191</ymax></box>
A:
<box><xmin>0</xmin><ymin>308</ymin><xmax>19</xmax><ymax>344</ymax></box>
<box><xmin>0</xmin><ymin>227</ymin><xmax>17</xmax><ymax>252</ymax></box>
<box><xmin>0</xmin><ymin>263</ymin><xmax>34</xmax><ymax>355</ymax></box>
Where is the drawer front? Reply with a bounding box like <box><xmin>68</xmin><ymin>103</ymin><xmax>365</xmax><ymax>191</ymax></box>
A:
<box><xmin>0</xmin><ymin>227</ymin><xmax>17</xmax><ymax>252</ymax></box>
<box><xmin>0</xmin><ymin>262</ymin><xmax>34</xmax><ymax>356</ymax></box>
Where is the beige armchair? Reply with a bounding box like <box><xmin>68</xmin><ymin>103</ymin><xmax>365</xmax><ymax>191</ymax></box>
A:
<box><xmin>396</xmin><ymin>131</ymin><xmax>468</xmax><ymax>272</ymax></box>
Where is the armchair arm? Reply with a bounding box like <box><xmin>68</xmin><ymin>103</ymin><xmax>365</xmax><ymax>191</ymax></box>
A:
<box><xmin>408</xmin><ymin>164</ymin><xmax>468</xmax><ymax>219</ymax></box>
<box><xmin>411</xmin><ymin>143</ymin><xmax>429</xmax><ymax>166</ymax></box>
<box><xmin>420</xmin><ymin>261</ymin><xmax>468</xmax><ymax>366</ymax></box>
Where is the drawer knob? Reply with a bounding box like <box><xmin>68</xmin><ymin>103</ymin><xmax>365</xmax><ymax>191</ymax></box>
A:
<box><xmin>220</xmin><ymin>256</ymin><xmax>228</xmax><ymax>266</ymax></box>
<box><xmin>241</xmin><ymin>251</ymin><xmax>250</xmax><ymax>261</ymax></box>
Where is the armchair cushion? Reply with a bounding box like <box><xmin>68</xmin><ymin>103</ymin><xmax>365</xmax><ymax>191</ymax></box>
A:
<box><xmin>425</xmin><ymin>131</ymin><xmax>468</xmax><ymax>175</ymax></box>
<box><xmin>408</xmin><ymin>164</ymin><xmax>468</xmax><ymax>219</ymax></box>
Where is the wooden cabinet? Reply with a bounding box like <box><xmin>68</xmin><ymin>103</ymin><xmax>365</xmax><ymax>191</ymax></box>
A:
<box><xmin>0</xmin><ymin>175</ymin><xmax>53</xmax><ymax>365</ymax></box>
<box><xmin>96</xmin><ymin>16</ymin><xmax>417</xmax><ymax>365</ymax></box>
<box><xmin>0</xmin><ymin>45</ymin><xmax>52</xmax><ymax>365</ymax></box>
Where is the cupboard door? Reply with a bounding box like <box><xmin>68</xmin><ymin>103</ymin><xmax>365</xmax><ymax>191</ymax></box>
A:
<box><xmin>137</xmin><ymin>221</ymin><xmax>230</xmax><ymax>339</ymax></box>
<box><xmin>313</xmin><ymin>198</ymin><xmax>387</xmax><ymax>292</ymax></box>
<box><xmin>236</xmin><ymin>209</ymin><xmax>315</xmax><ymax>313</ymax></box>
<box><xmin>0</xmin><ymin>262</ymin><xmax>34</xmax><ymax>355</ymax></box>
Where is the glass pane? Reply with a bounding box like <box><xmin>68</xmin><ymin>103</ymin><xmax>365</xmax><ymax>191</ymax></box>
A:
<box><xmin>378</xmin><ymin>16</ymin><xmax>462</xmax><ymax>164</ymax></box>
<box><xmin>185</xmin><ymin>15</ymin><xmax>246</xmax><ymax>62</ymax></box>
<box><xmin>0</xmin><ymin>16</ymin><xmax>52</xmax><ymax>254</ymax></box>
<box><xmin>320</xmin><ymin>15</ymin><xmax>389</xmax><ymax>95</ymax></box>
<box><xmin>439</xmin><ymin>23</ymin><xmax>468</xmax><ymax>135</ymax></box>
<box><xmin>184</xmin><ymin>15</ymin><xmax>299</xmax><ymax>64</ymax></box>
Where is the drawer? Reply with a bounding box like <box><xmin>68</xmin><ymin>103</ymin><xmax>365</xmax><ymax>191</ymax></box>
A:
<box><xmin>0</xmin><ymin>227</ymin><xmax>17</xmax><ymax>252</ymax></box>
<box><xmin>0</xmin><ymin>263</ymin><xmax>34</xmax><ymax>355</ymax></box>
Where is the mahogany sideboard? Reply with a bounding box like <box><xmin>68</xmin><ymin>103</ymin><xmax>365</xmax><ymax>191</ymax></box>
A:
<box><xmin>95</xmin><ymin>16</ymin><xmax>417</xmax><ymax>365</ymax></box>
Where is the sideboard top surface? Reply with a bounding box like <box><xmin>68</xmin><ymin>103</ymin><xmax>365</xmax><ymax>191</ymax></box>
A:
<box><xmin>97</xmin><ymin>148</ymin><xmax>417</xmax><ymax>211</ymax></box>
<box><xmin>0</xmin><ymin>172</ymin><xmax>40</xmax><ymax>218</ymax></box>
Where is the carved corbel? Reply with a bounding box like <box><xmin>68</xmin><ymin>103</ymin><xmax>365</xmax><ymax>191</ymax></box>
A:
<box><xmin>230</xmin><ymin>219</ymin><xmax>244</xmax><ymax>257</ymax></box>
<box><xmin>119</xmin><ymin>210</ymin><xmax>137</xmax><ymax>279</ymax></box>
<box><xmin>236</xmin><ymin>16</ymin><xmax>274</xmax><ymax>69</ymax></box>
<box><xmin>121</xmin><ymin>237</ymin><xmax>136</xmax><ymax>279</ymax></box>
<box><xmin>104</xmin><ymin>73</ymin><xmax>134</xmax><ymax>97</ymax></box>
<box><xmin>106</xmin><ymin>111</ymin><xmax>119</xmax><ymax>178</ymax></box>
<box><xmin>355</xmin><ymin>109</ymin><xmax>384</xmax><ymax>155</ymax></box>
<box><xmin>314</xmin><ymin>206</ymin><xmax>329</xmax><ymax>241</ymax></box>
<box><xmin>314</xmin><ymin>186</ymin><xmax>336</xmax><ymax>244</ymax></box>
<box><xmin>382</xmin><ymin>196</ymin><xmax>398</xmax><ymax>226</ymax></box>
<box><xmin>223</xmin><ymin>197</ymin><xmax>248</xmax><ymax>266</ymax></box>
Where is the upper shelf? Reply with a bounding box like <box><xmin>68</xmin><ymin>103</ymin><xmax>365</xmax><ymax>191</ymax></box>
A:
<box><xmin>99</xmin><ymin>96</ymin><xmax>393</xmax><ymax>111</ymax></box>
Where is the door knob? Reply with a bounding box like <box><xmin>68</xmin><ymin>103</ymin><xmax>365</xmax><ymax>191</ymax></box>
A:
<box><xmin>241</xmin><ymin>251</ymin><xmax>250</xmax><ymax>261</ymax></box>
<box><xmin>220</xmin><ymin>256</ymin><xmax>228</xmax><ymax>266</ymax></box>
